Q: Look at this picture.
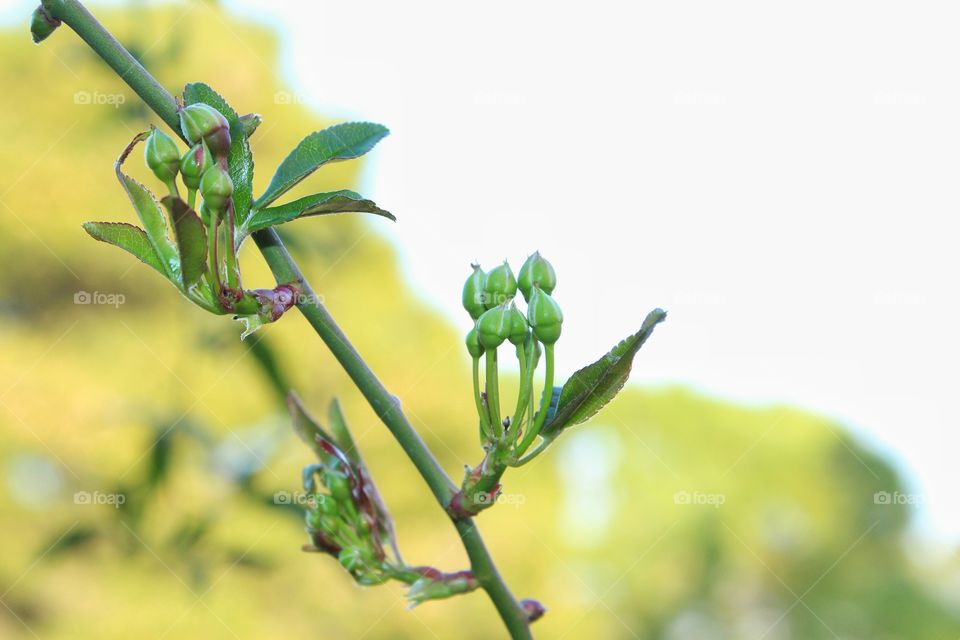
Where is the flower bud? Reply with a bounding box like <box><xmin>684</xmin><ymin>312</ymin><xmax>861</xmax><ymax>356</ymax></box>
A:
<box><xmin>465</xmin><ymin>327</ymin><xmax>485</xmax><ymax>358</ymax></box>
<box><xmin>179</xmin><ymin>141</ymin><xmax>213</xmax><ymax>191</ymax></box>
<box><xmin>527</xmin><ymin>287</ymin><xmax>563</xmax><ymax>344</ymax></box>
<box><xmin>477</xmin><ymin>304</ymin><xmax>511</xmax><ymax>350</ymax></box>
<box><xmin>518</xmin><ymin>251</ymin><xmax>557</xmax><ymax>301</ymax></box>
<box><xmin>461</xmin><ymin>265</ymin><xmax>487</xmax><ymax>320</ymax></box>
<box><xmin>507</xmin><ymin>303</ymin><xmax>529</xmax><ymax>346</ymax></box>
<box><xmin>338</xmin><ymin>547</ymin><xmax>364</xmax><ymax>573</ymax></box>
<box><xmin>199</xmin><ymin>164</ymin><xmax>233</xmax><ymax>212</ymax></box>
<box><xmin>144</xmin><ymin>127</ymin><xmax>180</xmax><ymax>184</ymax></box>
<box><xmin>179</xmin><ymin>103</ymin><xmax>231</xmax><ymax>157</ymax></box>
<box><xmin>484</xmin><ymin>261</ymin><xmax>517</xmax><ymax>308</ymax></box>
<box><xmin>305</xmin><ymin>508</ymin><xmax>323</xmax><ymax>531</ymax></box>
<box><xmin>30</xmin><ymin>6</ymin><xmax>61</xmax><ymax>44</ymax></box>
<box><xmin>316</xmin><ymin>494</ymin><xmax>339</xmax><ymax>516</ymax></box>
<box><xmin>327</xmin><ymin>471</ymin><xmax>353</xmax><ymax>505</ymax></box>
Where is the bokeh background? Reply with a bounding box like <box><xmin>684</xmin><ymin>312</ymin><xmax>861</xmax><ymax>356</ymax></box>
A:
<box><xmin>1</xmin><ymin>1</ymin><xmax>959</xmax><ymax>638</ymax></box>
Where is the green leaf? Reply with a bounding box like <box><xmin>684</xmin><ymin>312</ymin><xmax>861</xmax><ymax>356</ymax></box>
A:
<box><xmin>239</xmin><ymin>113</ymin><xmax>262</xmax><ymax>138</ymax></box>
<box><xmin>81</xmin><ymin>222</ymin><xmax>166</xmax><ymax>276</ymax></box>
<box><xmin>543</xmin><ymin>308</ymin><xmax>666</xmax><ymax>434</ymax></box>
<box><xmin>161</xmin><ymin>197</ymin><xmax>207</xmax><ymax>289</ymax></box>
<box><xmin>254</xmin><ymin>122</ymin><xmax>389</xmax><ymax>209</ymax></box>
<box><xmin>288</xmin><ymin>392</ymin><xmax>336</xmax><ymax>460</ymax></box>
<box><xmin>240</xmin><ymin>190</ymin><xmax>394</xmax><ymax>237</ymax></box>
<box><xmin>183</xmin><ymin>83</ymin><xmax>255</xmax><ymax>229</ymax></box>
<box><xmin>114</xmin><ymin>133</ymin><xmax>180</xmax><ymax>282</ymax></box>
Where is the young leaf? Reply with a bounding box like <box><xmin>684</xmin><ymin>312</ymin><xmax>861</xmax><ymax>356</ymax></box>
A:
<box><xmin>161</xmin><ymin>197</ymin><xmax>207</xmax><ymax>289</ymax></box>
<box><xmin>82</xmin><ymin>222</ymin><xmax>166</xmax><ymax>276</ymax></box>
<box><xmin>115</xmin><ymin>132</ymin><xmax>180</xmax><ymax>282</ymax></box>
<box><xmin>240</xmin><ymin>190</ymin><xmax>394</xmax><ymax>238</ymax></box>
<box><xmin>254</xmin><ymin>122</ymin><xmax>389</xmax><ymax>209</ymax></box>
<box><xmin>288</xmin><ymin>392</ymin><xmax>336</xmax><ymax>460</ymax></box>
<box><xmin>183</xmin><ymin>83</ymin><xmax>255</xmax><ymax>227</ymax></box>
<box><xmin>543</xmin><ymin>308</ymin><xmax>666</xmax><ymax>435</ymax></box>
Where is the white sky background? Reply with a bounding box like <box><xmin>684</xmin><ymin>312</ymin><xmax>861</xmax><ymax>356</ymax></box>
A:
<box><xmin>5</xmin><ymin>1</ymin><xmax>959</xmax><ymax>542</ymax></box>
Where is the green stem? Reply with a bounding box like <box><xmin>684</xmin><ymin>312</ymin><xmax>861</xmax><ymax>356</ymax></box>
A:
<box><xmin>517</xmin><ymin>343</ymin><xmax>554</xmax><ymax>455</ymax></box>
<box><xmin>485</xmin><ymin>349</ymin><xmax>502</xmax><ymax>436</ymax></box>
<box><xmin>187</xmin><ymin>188</ymin><xmax>197</xmax><ymax>211</ymax></box>
<box><xmin>206</xmin><ymin>214</ymin><xmax>221</xmax><ymax>295</ymax></box>
<box><xmin>508</xmin><ymin>342</ymin><xmax>528</xmax><ymax>444</ymax></box>
<box><xmin>224</xmin><ymin>202</ymin><xmax>240</xmax><ymax>289</ymax></box>
<box><xmin>40</xmin><ymin>3</ymin><xmax>532</xmax><ymax>638</ymax></box>
<box><xmin>511</xmin><ymin>435</ymin><xmax>553</xmax><ymax>467</ymax></box>
<box><xmin>472</xmin><ymin>356</ymin><xmax>491</xmax><ymax>441</ymax></box>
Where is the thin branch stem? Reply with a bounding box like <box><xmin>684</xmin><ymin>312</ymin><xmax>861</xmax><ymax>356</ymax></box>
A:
<box><xmin>40</xmin><ymin>2</ymin><xmax>532</xmax><ymax>637</ymax></box>
<box><xmin>517</xmin><ymin>343</ymin><xmax>554</xmax><ymax>455</ymax></box>
<box><xmin>485</xmin><ymin>349</ymin><xmax>502</xmax><ymax>436</ymax></box>
<box><xmin>472</xmin><ymin>356</ymin><xmax>491</xmax><ymax>441</ymax></box>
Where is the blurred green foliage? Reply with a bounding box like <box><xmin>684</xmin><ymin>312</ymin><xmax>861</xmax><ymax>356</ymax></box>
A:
<box><xmin>0</xmin><ymin>3</ymin><xmax>957</xmax><ymax>638</ymax></box>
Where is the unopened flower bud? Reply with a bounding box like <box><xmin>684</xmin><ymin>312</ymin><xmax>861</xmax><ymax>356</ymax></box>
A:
<box><xmin>179</xmin><ymin>103</ymin><xmax>231</xmax><ymax>157</ymax></box>
<box><xmin>144</xmin><ymin>127</ymin><xmax>180</xmax><ymax>184</ymax></box>
<box><xmin>461</xmin><ymin>265</ymin><xmax>487</xmax><ymax>320</ymax></box>
<box><xmin>465</xmin><ymin>327</ymin><xmax>485</xmax><ymax>358</ymax></box>
<box><xmin>305</xmin><ymin>508</ymin><xmax>323</xmax><ymax>531</ymax></box>
<box><xmin>316</xmin><ymin>494</ymin><xmax>338</xmax><ymax>516</ymax></box>
<box><xmin>527</xmin><ymin>287</ymin><xmax>563</xmax><ymax>344</ymax></box>
<box><xmin>477</xmin><ymin>304</ymin><xmax>511</xmax><ymax>350</ymax></box>
<box><xmin>338</xmin><ymin>547</ymin><xmax>363</xmax><ymax>572</ymax></box>
<box><xmin>180</xmin><ymin>141</ymin><xmax>213</xmax><ymax>191</ymax></box>
<box><xmin>327</xmin><ymin>472</ymin><xmax>352</xmax><ymax>504</ymax></box>
<box><xmin>518</xmin><ymin>251</ymin><xmax>556</xmax><ymax>301</ymax></box>
<box><xmin>199</xmin><ymin>164</ymin><xmax>233</xmax><ymax>212</ymax></box>
<box><xmin>507</xmin><ymin>304</ymin><xmax>529</xmax><ymax>346</ymax></box>
<box><xmin>30</xmin><ymin>6</ymin><xmax>61</xmax><ymax>44</ymax></box>
<box><xmin>484</xmin><ymin>261</ymin><xmax>517</xmax><ymax>308</ymax></box>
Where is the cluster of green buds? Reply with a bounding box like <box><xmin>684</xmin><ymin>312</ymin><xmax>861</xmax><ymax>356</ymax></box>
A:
<box><xmin>90</xmin><ymin>101</ymin><xmax>299</xmax><ymax>336</ymax></box>
<box><xmin>454</xmin><ymin>253</ymin><xmax>564</xmax><ymax>516</ymax></box>
<box><xmin>290</xmin><ymin>395</ymin><xmax>479</xmax><ymax>604</ymax></box>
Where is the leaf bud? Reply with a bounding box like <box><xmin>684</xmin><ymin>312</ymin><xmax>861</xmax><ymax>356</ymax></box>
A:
<box><xmin>30</xmin><ymin>6</ymin><xmax>61</xmax><ymax>44</ymax></box>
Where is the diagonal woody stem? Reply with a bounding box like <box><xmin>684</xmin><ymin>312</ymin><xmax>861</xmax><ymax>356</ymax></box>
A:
<box><xmin>38</xmin><ymin>1</ymin><xmax>532</xmax><ymax>637</ymax></box>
